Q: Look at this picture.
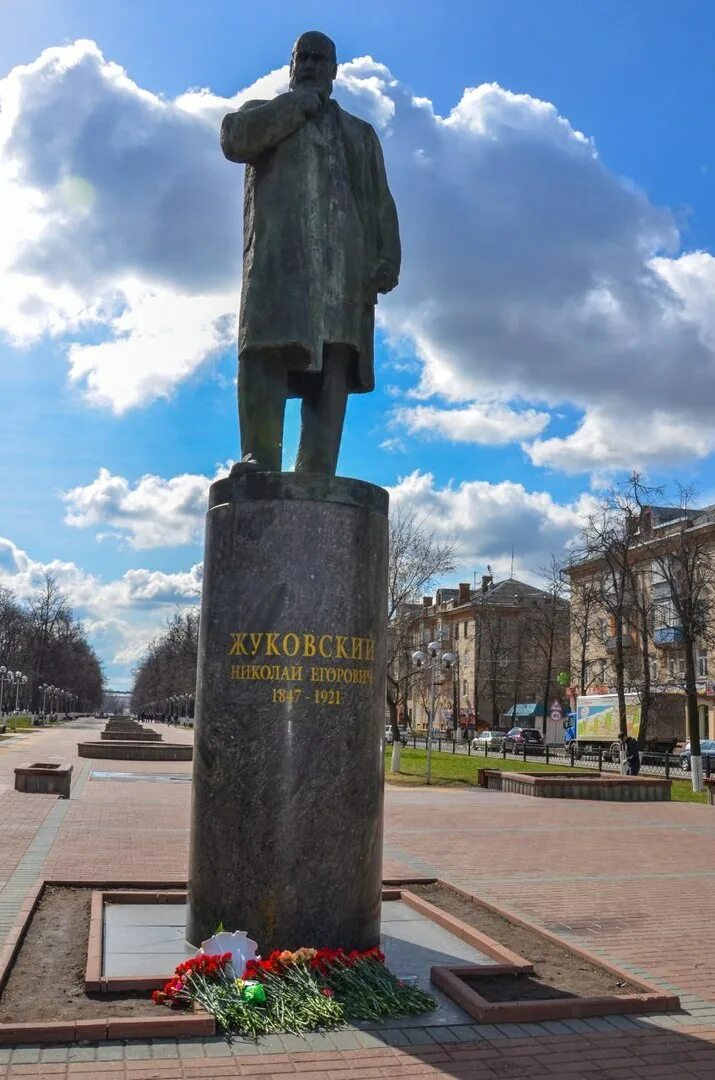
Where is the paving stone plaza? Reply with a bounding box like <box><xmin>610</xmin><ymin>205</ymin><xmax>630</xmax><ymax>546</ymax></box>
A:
<box><xmin>0</xmin><ymin>717</ymin><xmax>715</xmax><ymax>1077</ymax></box>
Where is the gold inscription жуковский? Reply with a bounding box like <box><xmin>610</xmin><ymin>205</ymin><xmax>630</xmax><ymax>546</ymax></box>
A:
<box><xmin>227</xmin><ymin>631</ymin><xmax>375</xmax><ymax>662</ymax></box>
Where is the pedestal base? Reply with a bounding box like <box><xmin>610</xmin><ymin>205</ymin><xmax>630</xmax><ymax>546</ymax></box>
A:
<box><xmin>186</xmin><ymin>472</ymin><xmax>388</xmax><ymax>951</ymax></box>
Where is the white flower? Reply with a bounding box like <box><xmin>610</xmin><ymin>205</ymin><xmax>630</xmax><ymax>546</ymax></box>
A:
<box><xmin>198</xmin><ymin>930</ymin><xmax>259</xmax><ymax>978</ymax></box>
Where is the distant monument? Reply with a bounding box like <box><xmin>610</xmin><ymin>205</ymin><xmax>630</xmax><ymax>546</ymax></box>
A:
<box><xmin>185</xmin><ymin>32</ymin><xmax>396</xmax><ymax>951</ymax></box>
<box><xmin>221</xmin><ymin>29</ymin><xmax>401</xmax><ymax>475</ymax></box>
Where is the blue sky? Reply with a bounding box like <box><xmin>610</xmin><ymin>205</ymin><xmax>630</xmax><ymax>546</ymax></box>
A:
<box><xmin>1</xmin><ymin>1</ymin><xmax>715</xmax><ymax>687</ymax></box>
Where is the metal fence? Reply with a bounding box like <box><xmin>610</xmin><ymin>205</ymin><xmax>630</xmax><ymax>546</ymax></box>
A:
<box><xmin>393</xmin><ymin>732</ymin><xmax>704</xmax><ymax>780</ymax></box>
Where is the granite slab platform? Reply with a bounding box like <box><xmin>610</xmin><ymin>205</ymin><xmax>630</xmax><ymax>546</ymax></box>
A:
<box><xmin>102</xmin><ymin>900</ymin><xmax>493</xmax><ymax>1028</ymax></box>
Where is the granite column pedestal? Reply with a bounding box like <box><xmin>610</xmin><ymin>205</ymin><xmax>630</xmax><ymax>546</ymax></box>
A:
<box><xmin>185</xmin><ymin>471</ymin><xmax>388</xmax><ymax>951</ymax></box>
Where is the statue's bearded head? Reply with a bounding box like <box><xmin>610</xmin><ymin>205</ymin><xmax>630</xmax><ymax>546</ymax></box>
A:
<box><xmin>289</xmin><ymin>31</ymin><xmax>337</xmax><ymax>102</ymax></box>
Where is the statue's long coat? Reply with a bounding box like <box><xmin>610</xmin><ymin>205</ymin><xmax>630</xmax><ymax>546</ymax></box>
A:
<box><xmin>221</xmin><ymin>94</ymin><xmax>400</xmax><ymax>395</ymax></box>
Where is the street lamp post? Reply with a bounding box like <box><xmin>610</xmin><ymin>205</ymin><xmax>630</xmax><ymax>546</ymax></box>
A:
<box><xmin>412</xmin><ymin>643</ymin><xmax>456</xmax><ymax>784</ymax></box>
<box><xmin>13</xmin><ymin>671</ymin><xmax>22</xmax><ymax>713</ymax></box>
<box><xmin>0</xmin><ymin>666</ymin><xmax>8</xmax><ymax>717</ymax></box>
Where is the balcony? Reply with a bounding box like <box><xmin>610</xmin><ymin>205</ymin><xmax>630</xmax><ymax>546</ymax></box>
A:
<box><xmin>654</xmin><ymin>626</ymin><xmax>684</xmax><ymax>648</ymax></box>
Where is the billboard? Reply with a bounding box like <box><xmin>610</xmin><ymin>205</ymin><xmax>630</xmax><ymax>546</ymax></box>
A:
<box><xmin>576</xmin><ymin>694</ymin><xmax>641</xmax><ymax>740</ymax></box>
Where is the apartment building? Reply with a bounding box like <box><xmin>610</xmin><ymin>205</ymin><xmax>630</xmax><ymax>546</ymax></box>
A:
<box><xmin>402</xmin><ymin>574</ymin><xmax>569</xmax><ymax>733</ymax></box>
<box><xmin>566</xmin><ymin>503</ymin><xmax>715</xmax><ymax>741</ymax></box>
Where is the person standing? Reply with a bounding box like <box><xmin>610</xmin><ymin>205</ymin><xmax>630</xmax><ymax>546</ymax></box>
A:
<box><xmin>622</xmin><ymin>734</ymin><xmax>641</xmax><ymax>775</ymax></box>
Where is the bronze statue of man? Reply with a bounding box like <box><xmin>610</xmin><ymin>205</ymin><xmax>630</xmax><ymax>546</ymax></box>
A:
<box><xmin>221</xmin><ymin>31</ymin><xmax>401</xmax><ymax>475</ymax></box>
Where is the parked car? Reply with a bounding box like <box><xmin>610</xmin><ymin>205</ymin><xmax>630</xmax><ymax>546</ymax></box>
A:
<box><xmin>680</xmin><ymin>739</ymin><xmax>715</xmax><ymax>772</ymax></box>
<box><xmin>503</xmin><ymin>727</ymin><xmax>544</xmax><ymax>753</ymax></box>
<box><xmin>471</xmin><ymin>730</ymin><xmax>505</xmax><ymax>752</ymax></box>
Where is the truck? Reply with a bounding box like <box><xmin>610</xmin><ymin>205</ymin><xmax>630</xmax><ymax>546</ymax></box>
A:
<box><xmin>567</xmin><ymin>693</ymin><xmax>684</xmax><ymax>763</ymax></box>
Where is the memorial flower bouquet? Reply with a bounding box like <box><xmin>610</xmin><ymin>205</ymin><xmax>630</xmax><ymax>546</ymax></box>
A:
<box><xmin>153</xmin><ymin>943</ymin><xmax>435</xmax><ymax>1037</ymax></box>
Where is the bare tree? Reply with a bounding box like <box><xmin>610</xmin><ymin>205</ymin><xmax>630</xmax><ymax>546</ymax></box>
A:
<box><xmin>386</xmin><ymin>506</ymin><xmax>454</xmax><ymax>772</ymax></box>
<box><xmin>0</xmin><ymin>574</ymin><xmax>103</xmax><ymax>713</ymax></box>
<box><xmin>578</xmin><ymin>480</ymin><xmax>645</xmax><ymax>764</ymax></box>
<box><xmin>567</xmin><ymin>571</ymin><xmax>601</xmax><ymax>695</ymax></box>
<box><xmin>131</xmin><ymin>610</ymin><xmax>200</xmax><ymax>716</ymax></box>
<box><xmin>626</xmin><ymin>560</ymin><xmax>658</xmax><ymax>748</ymax></box>
<box><xmin>650</xmin><ymin>489</ymin><xmax>715</xmax><ymax>792</ymax></box>
<box><xmin>526</xmin><ymin>557</ymin><xmax>569</xmax><ymax>735</ymax></box>
<box><xmin>480</xmin><ymin>606</ymin><xmax>510</xmax><ymax>726</ymax></box>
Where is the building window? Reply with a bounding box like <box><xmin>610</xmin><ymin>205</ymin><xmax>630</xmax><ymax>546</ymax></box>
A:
<box><xmin>698</xmin><ymin>646</ymin><xmax>708</xmax><ymax>679</ymax></box>
<box><xmin>464</xmin><ymin>620</ymin><xmax>469</xmax><ymax>636</ymax></box>
<box><xmin>586</xmin><ymin>659</ymin><xmax>606</xmax><ymax>686</ymax></box>
<box><xmin>463</xmin><ymin>679</ymin><xmax>468</xmax><ymax>698</ymax></box>
<box><xmin>669</xmin><ymin>654</ymin><xmax>686</xmax><ymax>679</ymax></box>
<box><xmin>699</xmin><ymin>704</ymin><xmax>709</xmax><ymax>739</ymax></box>
<box><xmin>455</xmin><ymin>623</ymin><xmax>459</xmax><ymax>640</ymax></box>
<box><xmin>655</xmin><ymin>598</ymin><xmax>680</xmax><ymax>631</ymax></box>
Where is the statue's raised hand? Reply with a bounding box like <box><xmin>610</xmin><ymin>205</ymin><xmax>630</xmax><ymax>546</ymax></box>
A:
<box><xmin>291</xmin><ymin>87</ymin><xmax>324</xmax><ymax>119</ymax></box>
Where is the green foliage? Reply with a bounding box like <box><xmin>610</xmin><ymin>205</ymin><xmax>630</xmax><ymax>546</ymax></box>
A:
<box><xmin>7</xmin><ymin>714</ymin><xmax>33</xmax><ymax>730</ymax></box>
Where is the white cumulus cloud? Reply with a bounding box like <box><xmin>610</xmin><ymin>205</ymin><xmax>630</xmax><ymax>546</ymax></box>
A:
<box><xmin>1</xmin><ymin>40</ymin><xmax>715</xmax><ymax>469</ymax></box>
<box><xmin>62</xmin><ymin>465</ymin><xmax>227</xmax><ymax>548</ymax></box>
<box><xmin>388</xmin><ymin>470</ymin><xmax>596</xmax><ymax>580</ymax></box>
<box><xmin>0</xmin><ymin>534</ymin><xmax>202</xmax><ymax>685</ymax></box>
<box><xmin>394</xmin><ymin>401</ymin><xmax>550</xmax><ymax>444</ymax></box>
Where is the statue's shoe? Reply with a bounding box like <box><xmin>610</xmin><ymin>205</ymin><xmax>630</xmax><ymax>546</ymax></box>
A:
<box><xmin>228</xmin><ymin>458</ymin><xmax>272</xmax><ymax>479</ymax></box>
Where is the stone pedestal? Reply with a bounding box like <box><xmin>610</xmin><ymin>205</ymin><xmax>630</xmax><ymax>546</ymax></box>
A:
<box><xmin>14</xmin><ymin>761</ymin><xmax>72</xmax><ymax>798</ymax></box>
<box><xmin>185</xmin><ymin>472</ymin><xmax>388</xmax><ymax>952</ymax></box>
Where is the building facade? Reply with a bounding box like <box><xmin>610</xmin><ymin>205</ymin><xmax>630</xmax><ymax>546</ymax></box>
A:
<box><xmin>402</xmin><ymin>574</ymin><xmax>570</xmax><ymax>734</ymax></box>
<box><xmin>566</xmin><ymin>503</ymin><xmax>715</xmax><ymax>742</ymax></box>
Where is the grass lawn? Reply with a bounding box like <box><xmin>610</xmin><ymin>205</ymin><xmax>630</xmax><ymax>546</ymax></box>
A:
<box><xmin>384</xmin><ymin>746</ymin><xmax>707</xmax><ymax>805</ymax></box>
<box><xmin>5</xmin><ymin>714</ymin><xmax>34</xmax><ymax>732</ymax></box>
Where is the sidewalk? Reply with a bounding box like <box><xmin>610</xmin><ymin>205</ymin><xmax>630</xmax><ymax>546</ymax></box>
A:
<box><xmin>1</xmin><ymin>718</ymin><xmax>714</xmax><ymax>1077</ymax></box>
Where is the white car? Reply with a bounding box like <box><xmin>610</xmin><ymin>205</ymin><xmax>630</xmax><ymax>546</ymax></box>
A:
<box><xmin>471</xmin><ymin>730</ymin><xmax>505</xmax><ymax>752</ymax></box>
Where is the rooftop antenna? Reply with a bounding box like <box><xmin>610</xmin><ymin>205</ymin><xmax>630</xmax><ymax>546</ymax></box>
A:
<box><xmin>510</xmin><ymin>546</ymin><xmax>514</xmax><ymax>578</ymax></box>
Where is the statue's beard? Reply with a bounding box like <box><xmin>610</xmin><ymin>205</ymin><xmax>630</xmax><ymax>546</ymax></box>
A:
<box><xmin>290</xmin><ymin>73</ymin><xmax>332</xmax><ymax>100</ymax></box>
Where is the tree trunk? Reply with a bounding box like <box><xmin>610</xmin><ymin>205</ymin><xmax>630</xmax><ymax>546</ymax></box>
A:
<box><xmin>684</xmin><ymin>636</ymin><xmax>703</xmax><ymax>793</ymax></box>
<box><xmin>637</xmin><ymin>606</ymin><xmax>651</xmax><ymax>750</ymax></box>
<box><xmin>579</xmin><ymin>596</ymin><xmax>591</xmax><ymax>694</ymax></box>
<box><xmin>614</xmin><ymin>606</ymin><xmax>628</xmax><ymax>774</ymax></box>
<box><xmin>541</xmin><ymin>626</ymin><xmax>554</xmax><ymax>738</ymax></box>
<box><xmin>387</xmin><ymin>695</ymin><xmax>402</xmax><ymax>774</ymax></box>
<box><xmin>452</xmin><ymin>674</ymin><xmax>460</xmax><ymax>745</ymax></box>
<box><xmin>473</xmin><ymin>613</ymin><xmax>482</xmax><ymax>728</ymax></box>
<box><xmin>490</xmin><ymin>660</ymin><xmax>499</xmax><ymax>726</ymax></box>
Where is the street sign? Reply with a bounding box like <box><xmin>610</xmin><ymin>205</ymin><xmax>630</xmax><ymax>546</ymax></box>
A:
<box><xmin>549</xmin><ymin>701</ymin><xmax>563</xmax><ymax>722</ymax></box>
